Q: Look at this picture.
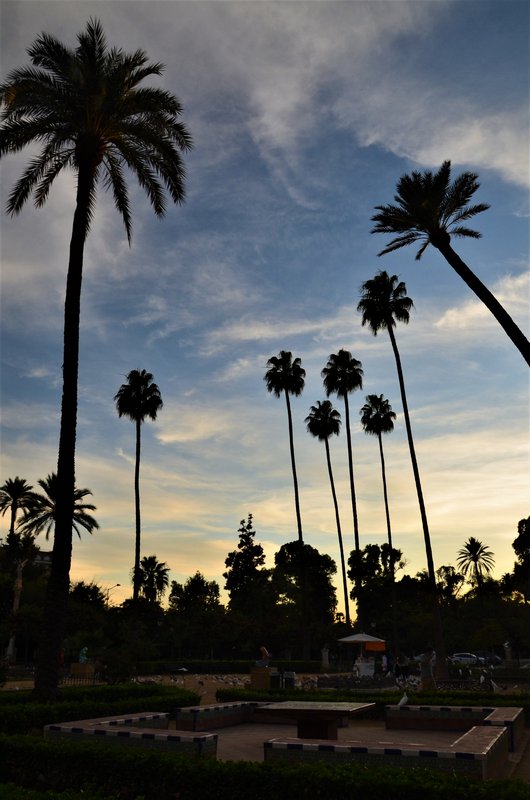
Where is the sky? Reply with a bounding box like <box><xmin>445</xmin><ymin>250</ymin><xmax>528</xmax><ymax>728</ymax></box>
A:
<box><xmin>0</xmin><ymin>0</ymin><xmax>528</xmax><ymax>614</ymax></box>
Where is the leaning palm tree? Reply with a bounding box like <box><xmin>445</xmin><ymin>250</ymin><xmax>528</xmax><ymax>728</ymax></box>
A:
<box><xmin>321</xmin><ymin>351</ymin><xmax>364</xmax><ymax>555</ymax></box>
<box><xmin>115</xmin><ymin>369</ymin><xmax>163</xmax><ymax>602</ymax></box>
<box><xmin>0</xmin><ymin>19</ymin><xmax>191</xmax><ymax>696</ymax></box>
<box><xmin>358</xmin><ymin>271</ymin><xmax>447</xmax><ymax>677</ymax></box>
<box><xmin>137</xmin><ymin>554</ymin><xmax>170</xmax><ymax>604</ymax></box>
<box><xmin>360</xmin><ymin>394</ymin><xmax>398</xmax><ymax>652</ymax></box>
<box><xmin>305</xmin><ymin>400</ymin><xmax>350</xmax><ymax>626</ymax></box>
<box><xmin>264</xmin><ymin>351</ymin><xmax>306</xmax><ymax>542</ymax></box>
<box><xmin>371</xmin><ymin>160</ymin><xmax>530</xmax><ymax>366</ymax></box>
<box><xmin>0</xmin><ymin>477</ymin><xmax>39</xmax><ymax>663</ymax></box>
<box><xmin>457</xmin><ymin>537</ymin><xmax>495</xmax><ymax>594</ymax></box>
<box><xmin>18</xmin><ymin>473</ymin><xmax>99</xmax><ymax>540</ymax></box>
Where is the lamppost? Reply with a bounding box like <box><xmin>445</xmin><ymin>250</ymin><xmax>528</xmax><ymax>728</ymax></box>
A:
<box><xmin>105</xmin><ymin>583</ymin><xmax>121</xmax><ymax>607</ymax></box>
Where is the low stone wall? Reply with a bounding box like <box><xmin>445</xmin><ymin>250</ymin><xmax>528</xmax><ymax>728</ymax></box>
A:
<box><xmin>44</xmin><ymin>712</ymin><xmax>217</xmax><ymax>757</ymax></box>
<box><xmin>173</xmin><ymin>701</ymin><xmax>259</xmax><ymax>731</ymax></box>
<box><xmin>264</xmin><ymin>725</ymin><xmax>510</xmax><ymax>780</ymax></box>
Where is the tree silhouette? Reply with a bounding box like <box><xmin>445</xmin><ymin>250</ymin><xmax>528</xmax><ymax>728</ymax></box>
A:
<box><xmin>372</xmin><ymin>160</ymin><xmax>530</xmax><ymax>366</ymax></box>
<box><xmin>457</xmin><ymin>536</ymin><xmax>495</xmax><ymax>593</ymax></box>
<box><xmin>137</xmin><ymin>555</ymin><xmax>169</xmax><ymax>604</ymax></box>
<box><xmin>0</xmin><ymin>19</ymin><xmax>191</xmax><ymax>696</ymax></box>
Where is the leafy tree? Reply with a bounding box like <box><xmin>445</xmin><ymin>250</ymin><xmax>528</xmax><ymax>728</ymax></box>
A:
<box><xmin>69</xmin><ymin>580</ymin><xmax>106</xmax><ymax>607</ymax></box>
<box><xmin>358</xmin><ymin>271</ymin><xmax>447</xmax><ymax>677</ymax></box>
<box><xmin>457</xmin><ymin>536</ymin><xmax>495</xmax><ymax>593</ymax></box>
<box><xmin>18</xmin><ymin>473</ymin><xmax>99</xmax><ymax>540</ymax></box>
<box><xmin>371</xmin><ymin>160</ymin><xmax>530</xmax><ymax>366</ymax></box>
<box><xmin>322</xmin><ymin>351</ymin><xmax>363</xmax><ymax>558</ymax></box>
<box><xmin>436</xmin><ymin>565</ymin><xmax>465</xmax><ymax>612</ymax></box>
<box><xmin>360</xmin><ymin>393</ymin><xmax>398</xmax><ymax>650</ymax></box>
<box><xmin>169</xmin><ymin>572</ymin><xmax>221</xmax><ymax>613</ymax></box>
<box><xmin>137</xmin><ymin>555</ymin><xmax>169</xmax><ymax>604</ymax></box>
<box><xmin>0</xmin><ymin>19</ymin><xmax>191</xmax><ymax>697</ymax></box>
<box><xmin>264</xmin><ymin>351</ymin><xmax>306</xmax><ymax>542</ymax></box>
<box><xmin>305</xmin><ymin>400</ymin><xmax>350</xmax><ymax>626</ymax></box>
<box><xmin>223</xmin><ymin>514</ymin><xmax>271</xmax><ymax>612</ymax></box>
<box><xmin>115</xmin><ymin>369</ymin><xmax>163</xmax><ymax>601</ymax></box>
<box><xmin>168</xmin><ymin>572</ymin><xmax>225</xmax><ymax>659</ymax></box>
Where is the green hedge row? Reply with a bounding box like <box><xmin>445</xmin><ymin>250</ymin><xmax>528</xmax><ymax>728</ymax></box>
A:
<box><xmin>0</xmin><ymin>686</ymin><xmax>199</xmax><ymax>735</ymax></box>
<box><xmin>136</xmin><ymin>659</ymin><xmax>322</xmax><ymax>674</ymax></box>
<box><xmin>2</xmin><ymin>735</ymin><xmax>530</xmax><ymax>800</ymax></box>
<box><xmin>0</xmin><ymin>785</ymin><xmax>115</xmax><ymax>800</ymax></box>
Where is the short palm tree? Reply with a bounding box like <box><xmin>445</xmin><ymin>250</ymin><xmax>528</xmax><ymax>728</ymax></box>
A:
<box><xmin>264</xmin><ymin>351</ymin><xmax>306</xmax><ymax>542</ymax></box>
<box><xmin>371</xmin><ymin>161</ymin><xmax>530</xmax><ymax>366</ymax></box>
<box><xmin>360</xmin><ymin>394</ymin><xmax>398</xmax><ymax>651</ymax></box>
<box><xmin>0</xmin><ymin>477</ymin><xmax>37</xmax><ymax>541</ymax></box>
<box><xmin>137</xmin><ymin>555</ymin><xmax>170</xmax><ymax>604</ymax></box>
<box><xmin>457</xmin><ymin>537</ymin><xmax>495</xmax><ymax>593</ymax></box>
<box><xmin>19</xmin><ymin>473</ymin><xmax>99</xmax><ymax>540</ymax></box>
<box><xmin>115</xmin><ymin>369</ymin><xmax>163</xmax><ymax>602</ymax></box>
<box><xmin>305</xmin><ymin>400</ymin><xmax>350</xmax><ymax>626</ymax></box>
<box><xmin>0</xmin><ymin>19</ymin><xmax>191</xmax><ymax>697</ymax></box>
<box><xmin>321</xmin><ymin>351</ymin><xmax>364</xmax><ymax>555</ymax></box>
<box><xmin>0</xmin><ymin>477</ymin><xmax>39</xmax><ymax>663</ymax></box>
<box><xmin>358</xmin><ymin>271</ymin><xmax>447</xmax><ymax>676</ymax></box>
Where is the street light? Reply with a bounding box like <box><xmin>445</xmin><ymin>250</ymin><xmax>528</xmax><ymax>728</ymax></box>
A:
<box><xmin>105</xmin><ymin>583</ymin><xmax>121</xmax><ymax>606</ymax></box>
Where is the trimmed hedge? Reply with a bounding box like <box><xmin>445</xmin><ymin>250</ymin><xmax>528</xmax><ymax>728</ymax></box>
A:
<box><xmin>136</xmin><ymin>659</ymin><xmax>322</xmax><ymax>675</ymax></box>
<box><xmin>0</xmin><ymin>786</ymin><xmax>115</xmax><ymax>800</ymax></box>
<box><xmin>1</xmin><ymin>735</ymin><xmax>530</xmax><ymax>800</ymax></box>
<box><xmin>0</xmin><ymin>685</ymin><xmax>200</xmax><ymax>734</ymax></box>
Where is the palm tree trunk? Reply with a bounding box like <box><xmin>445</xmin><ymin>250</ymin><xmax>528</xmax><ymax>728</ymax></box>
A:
<box><xmin>343</xmin><ymin>395</ymin><xmax>363</xmax><ymax>629</ymax></box>
<box><xmin>284</xmin><ymin>391</ymin><xmax>303</xmax><ymax>542</ymax></box>
<box><xmin>377</xmin><ymin>432</ymin><xmax>399</xmax><ymax>656</ymax></box>
<box><xmin>133</xmin><ymin>417</ymin><xmax>142</xmax><ymax>602</ymax></box>
<box><xmin>34</xmin><ymin>161</ymin><xmax>92</xmax><ymax>700</ymax></box>
<box><xmin>387</xmin><ymin>324</ymin><xmax>448</xmax><ymax>679</ymax></box>
<box><xmin>437</xmin><ymin>242</ymin><xmax>530</xmax><ymax>367</ymax></box>
<box><xmin>324</xmin><ymin>437</ymin><xmax>350</xmax><ymax>626</ymax></box>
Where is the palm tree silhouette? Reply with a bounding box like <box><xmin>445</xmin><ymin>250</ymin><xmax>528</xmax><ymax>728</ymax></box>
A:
<box><xmin>264</xmin><ymin>351</ymin><xmax>306</xmax><ymax>542</ymax></box>
<box><xmin>115</xmin><ymin>369</ymin><xmax>163</xmax><ymax>602</ymax></box>
<box><xmin>0</xmin><ymin>477</ymin><xmax>39</xmax><ymax>663</ymax></box>
<box><xmin>0</xmin><ymin>19</ymin><xmax>191</xmax><ymax>696</ymax></box>
<box><xmin>358</xmin><ymin>271</ymin><xmax>447</xmax><ymax>676</ymax></box>
<box><xmin>457</xmin><ymin>536</ymin><xmax>495</xmax><ymax>594</ymax></box>
<box><xmin>322</xmin><ymin>351</ymin><xmax>364</xmax><ymax>556</ymax></box>
<box><xmin>305</xmin><ymin>400</ymin><xmax>350</xmax><ymax>626</ymax></box>
<box><xmin>19</xmin><ymin>473</ymin><xmax>99</xmax><ymax>540</ymax></box>
<box><xmin>372</xmin><ymin>161</ymin><xmax>530</xmax><ymax>366</ymax></box>
<box><xmin>360</xmin><ymin>394</ymin><xmax>398</xmax><ymax>651</ymax></box>
<box><xmin>137</xmin><ymin>555</ymin><xmax>170</xmax><ymax>604</ymax></box>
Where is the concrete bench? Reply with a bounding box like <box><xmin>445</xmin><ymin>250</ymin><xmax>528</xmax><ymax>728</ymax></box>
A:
<box><xmin>173</xmin><ymin>701</ymin><xmax>259</xmax><ymax>731</ymax></box>
<box><xmin>44</xmin><ymin>711</ymin><xmax>217</xmax><ymax>757</ymax></box>
<box><xmin>385</xmin><ymin>705</ymin><xmax>524</xmax><ymax>751</ymax></box>
<box><xmin>264</xmin><ymin>725</ymin><xmax>510</xmax><ymax>780</ymax></box>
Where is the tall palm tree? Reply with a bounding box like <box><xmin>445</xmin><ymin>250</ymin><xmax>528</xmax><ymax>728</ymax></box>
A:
<box><xmin>305</xmin><ymin>400</ymin><xmax>350</xmax><ymax>626</ymax></box>
<box><xmin>264</xmin><ymin>351</ymin><xmax>306</xmax><ymax>542</ymax></box>
<box><xmin>360</xmin><ymin>394</ymin><xmax>398</xmax><ymax>652</ymax></box>
<box><xmin>115</xmin><ymin>369</ymin><xmax>163</xmax><ymax>602</ymax></box>
<box><xmin>358</xmin><ymin>271</ymin><xmax>447</xmax><ymax>677</ymax></box>
<box><xmin>0</xmin><ymin>477</ymin><xmax>39</xmax><ymax>663</ymax></box>
<box><xmin>321</xmin><ymin>351</ymin><xmax>364</xmax><ymax>554</ymax></box>
<box><xmin>457</xmin><ymin>537</ymin><xmax>495</xmax><ymax>593</ymax></box>
<box><xmin>371</xmin><ymin>160</ymin><xmax>530</xmax><ymax>366</ymax></box>
<box><xmin>0</xmin><ymin>19</ymin><xmax>191</xmax><ymax>697</ymax></box>
<box><xmin>137</xmin><ymin>555</ymin><xmax>170</xmax><ymax>604</ymax></box>
<box><xmin>19</xmin><ymin>473</ymin><xmax>99</xmax><ymax>540</ymax></box>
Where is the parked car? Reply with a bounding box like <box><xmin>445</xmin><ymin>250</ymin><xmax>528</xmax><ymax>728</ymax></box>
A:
<box><xmin>474</xmin><ymin>651</ymin><xmax>503</xmax><ymax>666</ymax></box>
<box><xmin>448</xmin><ymin>652</ymin><xmax>484</xmax><ymax>666</ymax></box>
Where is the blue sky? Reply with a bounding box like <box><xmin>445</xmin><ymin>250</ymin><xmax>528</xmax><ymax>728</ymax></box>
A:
<box><xmin>1</xmin><ymin>0</ymin><xmax>528</xmax><ymax>612</ymax></box>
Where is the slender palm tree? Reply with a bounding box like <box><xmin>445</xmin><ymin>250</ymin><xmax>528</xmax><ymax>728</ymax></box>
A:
<box><xmin>360</xmin><ymin>394</ymin><xmax>398</xmax><ymax>652</ymax></box>
<box><xmin>371</xmin><ymin>160</ymin><xmax>530</xmax><ymax>366</ymax></box>
<box><xmin>264</xmin><ymin>351</ymin><xmax>306</xmax><ymax>542</ymax></box>
<box><xmin>358</xmin><ymin>271</ymin><xmax>447</xmax><ymax>677</ymax></box>
<box><xmin>115</xmin><ymin>369</ymin><xmax>163</xmax><ymax>602</ymax></box>
<box><xmin>457</xmin><ymin>537</ymin><xmax>495</xmax><ymax>593</ymax></box>
<box><xmin>137</xmin><ymin>554</ymin><xmax>170</xmax><ymax>604</ymax></box>
<box><xmin>321</xmin><ymin>351</ymin><xmax>364</xmax><ymax>554</ymax></box>
<box><xmin>0</xmin><ymin>477</ymin><xmax>39</xmax><ymax>663</ymax></box>
<box><xmin>305</xmin><ymin>400</ymin><xmax>351</xmax><ymax>626</ymax></box>
<box><xmin>0</xmin><ymin>19</ymin><xmax>191</xmax><ymax>697</ymax></box>
<box><xmin>18</xmin><ymin>473</ymin><xmax>99</xmax><ymax>540</ymax></box>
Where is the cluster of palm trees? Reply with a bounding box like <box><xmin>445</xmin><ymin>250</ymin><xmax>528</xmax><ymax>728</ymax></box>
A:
<box><xmin>2</xmin><ymin>18</ymin><xmax>528</xmax><ymax>697</ymax></box>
